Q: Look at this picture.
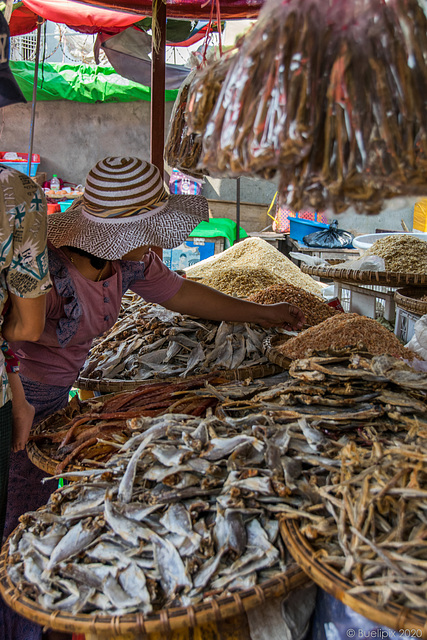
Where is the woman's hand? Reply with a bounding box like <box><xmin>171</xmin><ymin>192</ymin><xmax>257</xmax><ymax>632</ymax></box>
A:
<box><xmin>12</xmin><ymin>399</ymin><xmax>35</xmax><ymax>451</ymax></box>
<box><xmin>8</xmin><ymin>372</ymin><xmax>35</xmax><ymax>451</ymax></box>
<box><xmin>252</xmin><ymin>302</ymin><xmax>305</xmax><ymax>330</ymax></box>
<box><xmin>163</xmin><ymin>279</ymin><xmax>305</xmax><ymax>330</ymax></box>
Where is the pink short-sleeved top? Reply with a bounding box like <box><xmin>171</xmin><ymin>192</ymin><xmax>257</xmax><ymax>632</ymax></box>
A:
<box><xmin>12</xmin><ymin>244</ymin><xmax>183</xmax><ymax>386</ymax></box>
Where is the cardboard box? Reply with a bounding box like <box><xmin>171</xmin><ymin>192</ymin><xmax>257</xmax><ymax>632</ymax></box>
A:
<box><xmin>33</xmin><ymin>172</ymin><xmax>46</xmax><ymax>187</ymax></box>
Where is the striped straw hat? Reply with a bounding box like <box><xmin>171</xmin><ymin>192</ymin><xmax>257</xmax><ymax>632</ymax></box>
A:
<box><xmin>48</xmin><ymin>157</ymin><xmax>209</xmax><ymax>259</ymax></box>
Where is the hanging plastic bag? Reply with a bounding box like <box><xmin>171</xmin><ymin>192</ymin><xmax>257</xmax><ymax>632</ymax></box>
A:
<box><xmin>338</xmin><ymin>254</ymin><xmax>385</xmax><ymax>271</ymax></box>
<box><xmin>303</xmin><ymin>220</ymin><xmax>354</xmax><ymax>248</ymax></box>
<box><xmin>289</xmin><ymin>252</ymin><xmax>329</xmax><ymax>267</ymax></box>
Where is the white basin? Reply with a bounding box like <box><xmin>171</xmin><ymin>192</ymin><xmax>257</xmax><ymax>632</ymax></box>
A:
<box><xmin>353</xmin><ymin>232</ymin><xmax>427</xmax><ymax>251</ymax></box>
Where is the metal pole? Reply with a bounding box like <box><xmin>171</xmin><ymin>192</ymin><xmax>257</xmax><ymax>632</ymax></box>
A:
<box><xmin>236</xmin><ymin>177</ymin><xmax>241</xmax><ymax>243</ymax></box>
<box><xmin>27</xmin><ymin>18</ymin><xmax>43</xmax><ymax>179</ymax></box>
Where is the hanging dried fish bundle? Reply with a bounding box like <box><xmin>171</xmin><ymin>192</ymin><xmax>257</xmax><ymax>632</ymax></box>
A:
<box><xmin>199</xmin><ymin>0</ymin><xmax>427</xmax><ymax>213</ymax></box>
<box><xmin>186</xmin><ymin>49</ymin><xmax>238</xmax><ymax>136</ymax></box>
<box><xmin>164</xmin><ymin>69</ymin><xmax>204</xmax><ymax>175</ymax></box>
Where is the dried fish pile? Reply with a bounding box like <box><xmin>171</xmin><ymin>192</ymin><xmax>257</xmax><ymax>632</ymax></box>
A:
<box><xmin>79</xmin><ymin>300</ymin><xmax>276</xmax><ymax>382</ymax></box>
<box><xmin>276</xmin><ymin>314</ymin><xmax>417</xmax><ymax>361</ymax></box>
<box><xmin>248</xmin><ymin>284</ymin><xmax>338</xmax><ymax>326</ymax></box>
<box><xmin>365</xmin><ymin>235</ymin><xmax>427</xmax><ymax>274</ymax></box>
<box><xmin>199</xmin><ymin>0</ymin><xmax>427</xmax><ymax>214</ymax></box>
<box><xmin>221</xmin><ymin>353</ymin><xmax>427</xmax><ymax>612</ymax></box>
<box><xmin>30</xmin><ymin>375</ymin><xmax>225</xmax><ymax>474</ymax></box>
<box><xmin>8</xmin><ymin>352</ymin><xmax>427</xmax><ymax>617</ymax></box>
<box><xmin>271</xmin><ymin>355</ymin><xmax>427</xmax><ymax>613</ymax></box>
<box><xmin>186</xmin><ymin>238</ymin><xmax>323</xmax><ymax>296</ymax></box>
<box><xmin>8</xmin><ymin>412</ymin><xmax>296</xmax><ymax>616</ymax></box>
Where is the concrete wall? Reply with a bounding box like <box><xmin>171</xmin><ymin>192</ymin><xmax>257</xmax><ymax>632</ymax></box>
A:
<box><xmin>1</xmin><ymin>100</ymin><xmax>160</xmax><ymax>185</ymax></box>
<box><xmin>1</xmin><ymin>100</ymin><xmax>424</xmax><ymax>234</ymax></box>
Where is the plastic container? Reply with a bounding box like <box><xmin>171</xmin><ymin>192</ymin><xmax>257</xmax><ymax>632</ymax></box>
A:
<box><xmin>352</xmin><ymin>232</ymin><xmax>427</xmax><ymax>251</ymax></box>
<box><xmin>0</xmin><ymin>152</ymin><xmax>40</xmax><ymax>177</ymax></box>
<box><xmin>394</xmin><ymin>306</ymin><xmax>421</xmax><ymax>343</ymax></box>
<box><xmin>413</xmin><ymin>199</ymin><xmax>427</xmax><ymax>232</ymax></box>
<box><xmin>59</xmin><ymin>199</ymin><xmax>74</xmax><ymax>212</ymax></box>
<box><xmin>50</xmin><ymin>174</ymin><xmax>60</xmax><ymax>192</ymax></box>
<box><xmin>289</xmin><ymin>218</ymin><xmax>329</xmax><ymax>243</ymax></box>
<box><xmin>334</xmin><ymin>282</ymin><xmax>396</xmax><ymax>321</ymax></box>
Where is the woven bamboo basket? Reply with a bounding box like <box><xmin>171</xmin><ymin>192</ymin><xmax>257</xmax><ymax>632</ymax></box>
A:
<box><xmin>300</xmin><ymin>264</ymin><xmax>427</xmax><ymax>287</ymax></box>
<box><xmin>26</xmin><ymin>393</ymin><xmax>117</xmax><ymax>478</ymax></box>
<box><xmin>28</xmin><ymin>367</ymin><xmax>282</xmax><ymax>476</ymax></box>
<box><xmin>0</xmin><ymin>534</ymin><xmax>310</xmax><ymax>639</ymax></box>
<box><xmin>262</xmin><ymin>335</ymin><xmax>293</xmax><ymax>370</ymax></box>
<box><xmin>280</xmin><ymin>520</ymin><xmax>427</xmax><ymax>637</ymax></box>
<box><xmin>76</xmin><ymin>363</ymin><xmax>281</xmax><ymax>393</ymax></box>
<box><xmin>394</xmin><ymin>287</ymin><xmax>427</xmax><ymax>316</ymax></box>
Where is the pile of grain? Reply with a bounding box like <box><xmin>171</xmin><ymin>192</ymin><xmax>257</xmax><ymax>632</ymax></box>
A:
<box><xmin>276</xmin><ymin>313</ymin><xmax>416</xmax><ymax>360</ymax></box>
<box><xmin>200</xmin><ymin>266</ymin><xmax>280</xmax><ymax>298</ymax></box>
<box><xmin>365</xmin><ymin>235</ymin><xmax>427</xmax><ymax>273</ymax></box>
<box><xmin>247</xmin><ymin>283</ymin><xmax>338</xmax><ymax>326</ymax></box>
<box><xmin>186</xmin><ymin>237</ymin><xmax>323</xmax><ymax>296</ymax></box>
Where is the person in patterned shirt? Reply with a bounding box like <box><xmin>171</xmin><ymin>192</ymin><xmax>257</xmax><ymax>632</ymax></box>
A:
<box><xmin>0</xmin><ymin>12</ymin><xmax>51</xmax><ymax>543</ymax></box>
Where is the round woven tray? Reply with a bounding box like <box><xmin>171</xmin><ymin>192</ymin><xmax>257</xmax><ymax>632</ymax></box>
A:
<box><xmin>28</xmin><ymin>366</ymin><xmax>282</xmax><ymax>476</ymax></box>
<box><xmin>394</xmin><ymin>287</ymin><xmax>427</xmax><ymax>316</ymax></box>
<box><xmin>301</xmin><ymin>264</ymin><xmax>427</xmax><ymax>287</ymax></box>
<box><xmin>26</xmin><ymin>394</ymin><xmax>113</xmax><ymax>477</ymax></box>
<box><xmin>76</xmin><ymin>363</ymin><xmax>281</xmax><ymax>393</ymax></box>
<box><xmin>280</xmin><ymin>520</ymin><xmax>427</xmax><ymax>636</ymax></box>
<box><xmin>262</xmin><ymin>335</ymin><xmax>293</xmax><ymax>370</ymax></box>
<box><xmin>0</xmin><ymin>533</ymin><xmax>309</xmax><ymax>636</ymax></box>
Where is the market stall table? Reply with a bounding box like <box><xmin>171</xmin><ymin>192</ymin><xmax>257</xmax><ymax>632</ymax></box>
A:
<box><xmin>283</xmin><ymin>236</ymin><xmax>361</xmax><ymax>266</ymax></box>
<box><xmin>246</xmin><ymin>231</ymin><xmax>288</xmax><ymax>254</ymax></box>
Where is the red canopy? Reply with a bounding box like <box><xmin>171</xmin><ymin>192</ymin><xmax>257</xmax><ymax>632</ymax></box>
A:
<box><xmin>67</xmin><ymin>0</ymin><xmax>263</xmax><ymax>19</ymax></box>
<box><xmin>10</xmin><ymin>0</ymin><xmax>143</xmax><ymax>36</ymax></box>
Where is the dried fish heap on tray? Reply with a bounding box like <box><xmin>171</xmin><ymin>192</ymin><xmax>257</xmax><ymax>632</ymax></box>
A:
<box><xmin>79</xmin><ymin>300</ymin><xmax>277</xmax><ymax>382</ymax></box>
<box><xmin>248</xmin><ymin>283</ymin><xmax>338</xmax><ymax>327</ymax></box>
<box><xmin>218</xmin><ymin>352</ymin><xmax>427</xmax><ymax>613</ymax></box>
<box><xmin>185</xmin><ymin>237</ymin><xmax>323</xmax><ymax>297</ymax></box>
<box><xmin>200</xmin><ymin>0</ymin><xmax>427</xmax><ymax>214</ymax></box>
<box><xmin>8</xmin><ymin>352</ymin><xmax>427</xmax><ymax>616</ymax></box>
<box><xmin>365</xmin><ymin>235</ymin><xmax>427</xmax><ymax>274</ymax></box>
<box><xmin>30</xmin><ymin>375</ymin><xmax>228</xmax><ymax>474</ymax></box>
<box><xmin>275</xmin><ymin>313</ymin><xmax>418</xmax><ymax>361</ymax></box>
<box><xmin>266</xmin><ymin>354</ymin><xmax>427</xmax><ymax>614</ymax></box>
<box><xmin>8</xmin><ymin>412</ymin><xmax>298</xmax><ymax>616</ymax></box>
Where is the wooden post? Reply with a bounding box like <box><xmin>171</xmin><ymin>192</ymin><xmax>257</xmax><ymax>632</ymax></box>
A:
<box><xmin>150</xmin><ymin>0</ymin><xmax>166</xmax><ymax>260</ymax></box>
<box><xmin>150</xmin><ymin>0</ymin><xmax>166</xmax><ymax>176</ymax></box>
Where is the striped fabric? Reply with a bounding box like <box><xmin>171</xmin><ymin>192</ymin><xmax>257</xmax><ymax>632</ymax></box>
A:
<box><xmin>84</xmin><ymin>157</ymin><xmax>168</xmax><ymax>217</ymax></box>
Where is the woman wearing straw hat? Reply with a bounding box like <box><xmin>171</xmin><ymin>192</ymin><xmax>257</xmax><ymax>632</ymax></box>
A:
<box><xmin>1</xmin><ymin>156</ymin><xmax>304</xmax><ymax>639</ymax></box>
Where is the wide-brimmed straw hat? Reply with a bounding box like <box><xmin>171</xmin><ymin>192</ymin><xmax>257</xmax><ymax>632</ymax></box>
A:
<box><xmin>48</xmin><ymin>157</ymin><xmax>209</xmax><ymax>260</ymax></box>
